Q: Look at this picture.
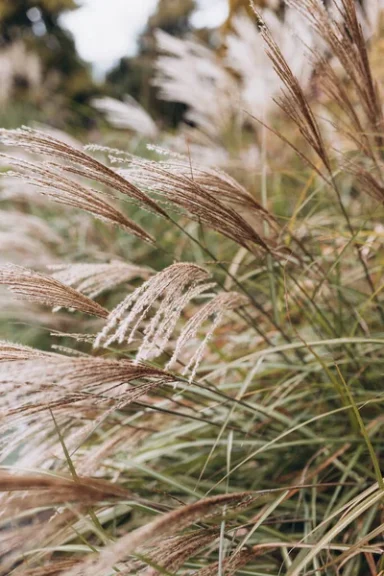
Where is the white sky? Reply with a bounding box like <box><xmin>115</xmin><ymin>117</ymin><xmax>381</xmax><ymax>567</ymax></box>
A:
<box><xmin>62</xmin><ymin>0</ymin><xmax>228</xmax><ymax>75</ymax></box>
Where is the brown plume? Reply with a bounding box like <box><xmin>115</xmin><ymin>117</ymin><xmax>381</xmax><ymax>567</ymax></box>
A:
<box><xmin>0</xmin><ymin>264</ymin><xmax>109</xmax><ymax>318</ymax></box>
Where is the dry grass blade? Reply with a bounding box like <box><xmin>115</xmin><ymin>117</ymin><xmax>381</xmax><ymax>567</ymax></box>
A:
<box><xmin>168</xmin><ymin>291</ymin><xmax>248</xmax><ymax>381</ymax></box>
<box><xmin>0</xmin><ymin>153</ymin><xmax>154</xmax><ymax>243</ymax></box>
<box><xmin>0</xmin><ymin>264</ymin><xmax>108</xmax><ymax>318</ymax></box>
<box><xmin>49</xmin><ymin>261</ymin><xmax>152</xmax><ymax>299</ymax></box>
<box><xmin>95</xmin><ymin>262</ymin><xmax>214</xmax><ymax>361</ymax></box>
<box><xmin>62</xmin><ymin>492</ymin><xmax>254</xmax><ymax>576</ymax></box>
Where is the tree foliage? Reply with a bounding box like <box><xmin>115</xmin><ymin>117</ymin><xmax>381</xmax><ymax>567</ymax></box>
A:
<box><xmin>0</xmin><ymin>0</ymin><xmax>96</xmax><ymax>128</ymax></box>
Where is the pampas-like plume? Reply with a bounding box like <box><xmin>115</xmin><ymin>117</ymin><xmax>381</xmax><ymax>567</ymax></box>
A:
<box><xmin>225</xmin><ymin>11</ymin><xmax>314</xmax><ymax>117</ymax></box>
<box><xmin>119</xmin><ymin>155</ymin><xmax>270</xmax><ymax>251</ymax></box>
<box><xmin>93</xmin><ymin>96</ymin><xmax>158</xmax><ymax>138</ymax></box>
<box><xmin>0</xmin><ymin>153</ymin><xmax>154</xmax><ymax>243</ymax></box>
<box><xmin>144</xmin><ymin>150</ymin><xmax>278</xmax><ymax>225</ymax></box>
<box><xmin>0</xmin><ymin>355</ymin><xmax>173</xmax><ymax>416</ymax></box>
<box><xmin>49</xmin><ymin>261</ymin><xmax>152</xmax><ymax>299</ymax></box>
<box><xmin>0</xmin><ymin>473</ymin><xmax>130</xmax><ymax>576</ymax></box>
<box><xmin>287</xmin><ymin>0</ymin><xmax>384</xmax><ymax>141</ymax></box>
<box><xmin>193</xmin><ymin>549</ymin><xmax>256</xmax><ymax>576</ymax></box>
<box><xmin>0</xmin><ymin>210</ymin><xmax>60</xmax><ymax>244</ymax></box>
<box><xmin>0</xmin><ymin>127</ymin><xmax>167</xmax><ymax>218</ymax></box>
<box><xmin>253</xmin><ymin>5</ymin><xmax>331</xmax><ymax>172</ymax></box>
<box><xmin>13</xmin><ymin>561</ymin><xmax>79</xmax><ymax>576</ymax></box>
<box><xmin>0</xmin><ymin>470</ymin><xmax>129</xmax><ymax>501</ymax></box>
<box><xmin>61</xmin><ymin>492</ymin><xmax>254</xmax><ymax>576</ymax></box>
<box><xmin>0</xmin><ymin>340</ymin><xmax>54</xmax><ymax>362</ymax></box>
<box><xmin>0</xmin><ymin>264</ymin><xmax>109</xmax><ymax>318</ymax></box>
<box><xmin>95</xmin><ymin>263</ymin><xmax>214</xmax><ymax>361</ymax></box>
<box><xmin>142</xmin><ymin>530</ymin><xmax>218</xmax><ymax>576</ymax></box>
<box><xmin>154</xmin><ymin>30</ymin><xmax>238</xmax><ymax>138</ymax></box>
<box><xmin>168</xmin><ymin>292</ymin><xmax>248</xmax><ymax>381</ymax></box>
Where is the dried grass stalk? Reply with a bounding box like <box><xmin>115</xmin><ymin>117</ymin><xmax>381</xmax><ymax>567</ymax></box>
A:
<box><xmin>253</xmin><ymin>4</ymin><xmax>330</xmax><ymax>172</ymax></box>
<box><xmin>13</xmin><ymin>561</ymin><xmax>79</xmax><ymax>576</ymax></box>
<box><xmin>287</xmin><ymin>0</ymin><xmax>384</xmax><ymax>142</ymax></box>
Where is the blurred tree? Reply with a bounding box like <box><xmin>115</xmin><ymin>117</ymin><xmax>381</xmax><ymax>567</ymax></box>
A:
<box><xmin>224</xmin><ymin>0</ymin><xmax>284</xmax><ymax>30</ymax></box>
<box><xmin>106</xmin><ymin>0</ymin><xmax>197</xmax><ymax>128</ymax></box>
<box><xmin>0</xmin><ymin>0</ymin><xmax>97</xmax><ymax>128</ymax></box>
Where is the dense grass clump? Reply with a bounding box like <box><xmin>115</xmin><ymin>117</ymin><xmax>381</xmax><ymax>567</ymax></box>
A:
<box><xmin>0</xmin><ymin>1</ymin><xmax>384</xmax><ymax>575</ymax></box>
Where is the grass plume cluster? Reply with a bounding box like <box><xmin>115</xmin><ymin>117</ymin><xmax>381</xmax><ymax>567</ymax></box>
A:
<box><xmin>0</xmin><ymin>1</ymin><xmax>384</xmax><ymax>575</ymax></box>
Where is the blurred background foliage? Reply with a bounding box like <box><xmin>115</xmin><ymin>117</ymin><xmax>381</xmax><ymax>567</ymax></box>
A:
<box><xmin>0</xmin><ymin>0</ymin><xmax>97</xmax><ymax>128</ymax></box>
<box><xmin>0</xmin><ymin>0</ymin><xmax>282</xmax><ymax>131</ymax></box>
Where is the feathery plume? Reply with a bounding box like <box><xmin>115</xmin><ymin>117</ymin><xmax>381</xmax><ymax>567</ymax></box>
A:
<box><xmin>0</xmin><ymin>355</ymin><xmax>173</xmax><ymax>416</ymax></box>
<box><xmin>168</xmin><ymin>291</ymin><xmax>248</xmax><ymax>381</ymax></box>
<box><xmin>0</xmin><ymin>264</ymin><xmax>109</xmax><ymax>318</ymax></box>
<box><xmin>95</xmin><ymin>263</ymin><xmax>214</xmax><ymax>361</ymax></box>
<box><xmin>0</xmin><ymin>154</ymin><xmax>154</xmax><ymax>243</ymax></box>
<box><xmin>61</xmin><ymin>492</ymin><xmax>254</xmax><ymax>576</ymax></box>
<box><xmin>12</xmin><ymin>561</ymin><xmax>79</xmax><ymax>576</ymax></box>
<box><xmin>0</xmin><ymin>340</ymin><xmax>54</xmax><ymax>362</ymax></box>
<box><xmin>286</xmin><ymin>0</ymin><xmax>384</xmax><ymax>144</ymax></box>
<box><xmin>93</xmin><ymin>95</ymin><xmax>158</xmax><ymax>137</ymax></box>
<box><xmin>0</xmin><ymin>41</ymin><xmax>41</xmax><ymax>106</ymax></box>
<box><xmin>120</xmin><ymin>156</ymin><xmax>270</xmax><ymax>251</ymax></box>
<box><xmin>226</xmin><ymin>10</ymin><xmax>314</xmax><ymax>117</ymax></box>
<box><xmin>0</xmin><ymin>471</ymin><xmax>129</xmax><ymax>501</ymax></box>
<box><xmin>193</xmin><ymin>549</ymin><xmax>256</xmax><ymax>576</ymax></box>
<box><xmin>0</xmin><ymin>210</ymin><xmax>60</xmax><ymax>244</ymax></box>
<box><xmin>142</xmin><ymin>530</ymin><xmax>218</xmax><ymax>576</ymax></box>
<box><xmin>144</xmin><ymin>151</ymin><xmax>277</xmax><ymax>223</ymax></box>
<box><xmin>253</xmin><ymin>5</ymin><xmax>331</xmax><ymax>172</ymax></box>
<box><xmin>49</xmin><ymin>261</ymin><xmax>152</xmax><ymax>299</ymax></box>
<box><xmin>0</xmin><ymin>231</ymin><xmax>55</xmax><ymax>266</ymax></box>
<box><xmin>0</xmin><ymin>127</ymin><xmax>167</xmax><ymax>217</ymax></box>
<box><xmin>154</xmin><ymin>30</ymin><xmax>238</xmax><ymax>138</ymax></box>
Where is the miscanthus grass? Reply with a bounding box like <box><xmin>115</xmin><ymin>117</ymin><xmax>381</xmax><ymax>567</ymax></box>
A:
<box><xmin>0</xmin><ymin>1</ymin><xmax>384</xmax><ymax>574</ymax></box>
